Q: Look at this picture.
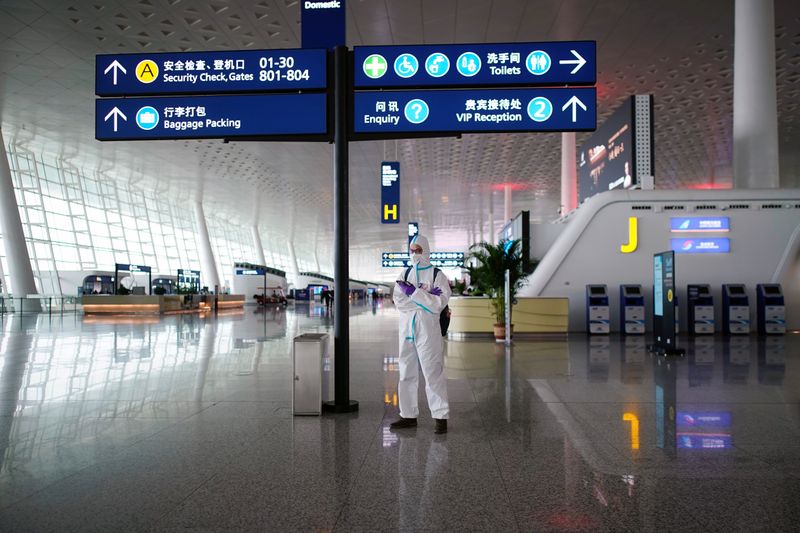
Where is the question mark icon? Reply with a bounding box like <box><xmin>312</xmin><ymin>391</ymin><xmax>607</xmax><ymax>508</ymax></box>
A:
<box><xmin>404</xmin><ymin>99</ymin><xmax>429</xmax><ymax>124</ymax></box>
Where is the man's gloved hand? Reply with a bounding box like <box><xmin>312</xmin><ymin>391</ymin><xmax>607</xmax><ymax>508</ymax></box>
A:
<box><xmin>429</xmin><ymin>286</ymin><xmax>443</xmax><ymax>296</ymax></box>
<box><xmin>397</xmin><ymin>280</ymin><xmax>416</xmax><ymax>296</ymax></box>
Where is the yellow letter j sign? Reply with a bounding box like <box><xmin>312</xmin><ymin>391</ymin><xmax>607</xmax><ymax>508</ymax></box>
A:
<box><xmin>620</xmin><ymin>217</ymin><xmax>638</xmax><ymax>253</ymax></box>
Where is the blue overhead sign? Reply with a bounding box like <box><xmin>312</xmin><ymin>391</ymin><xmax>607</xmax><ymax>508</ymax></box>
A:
<box><xmin>381</xmin><ymin>162</ymin><xmax>400</xmax><ymax>224</ymax></box>
<box><xmin>354</xmin><ymin>88</ymin><xmax>595</xmax><ymax>134</ymax></box>
<box><xmin>235</xmin><ymin>268</ymin><xmax>267</xmax><ymax>276</ymax></box>
<box><xmin>354</xmin><ymin>41</ymin><xmax>595</xmax><ymax>88</ymax></box>
<box><xmin>96</xmin><ymin>93</ymin><xmax>327</xmax><ymax>140</ymax></box>
<box><xmin>301</xmin><ymin>0</ymin><xmax>346</xmax><ymax>50</ymax></box>
<box><xmin>381</xmin><ymin>252</ymin><xmax>464</xmax><ymax>268</ymax></box>
<box><xmin>670</xmin><ymin>217</ymin><xmax>730</xmax><ymax>233</ymax></box>
<box><xmin>671</xmin><ymin>238</ymin><xmax>731</xmax><ymax>254</ymax></box>
<box><xmin>95</xmin><ymin>49</ymin><xmax>327</xmax><ymax>96</ymax></box>
<box><xmin>116</xmin><ymin>263</ymin><xmax>151</xmax><ymax>273</ymax></box>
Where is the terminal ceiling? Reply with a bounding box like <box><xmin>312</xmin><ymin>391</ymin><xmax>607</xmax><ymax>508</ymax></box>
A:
<box><xmin>0</xmin><ymin>0</ymin><xmax>799</xmax><ymax>280</ymax></box>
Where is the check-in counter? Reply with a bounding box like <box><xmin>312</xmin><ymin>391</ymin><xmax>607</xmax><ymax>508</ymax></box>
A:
<box><xmin>83</xmin><ymin>295</ymin><xmax>163</xmax><ymax>315</ymax></box>
<box><xmin>82</xmin><ymin>294</ymin><xmax>245</xmax><ymax>315</ymax></box>
<box><xmin>216</xmin><ymin>294</ymin><xmax>246</xmax><ymax>310</ymax></box>
<box><xmin>447</xmin><ymin>296</ymin><xmax>569</xmax><ymax>337</ymax></box>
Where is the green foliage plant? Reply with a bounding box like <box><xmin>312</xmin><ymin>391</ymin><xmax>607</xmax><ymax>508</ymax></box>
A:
<box><xmin>466</xmin><ymin>239</ymin><xmax>530</xmax><ymax>325</ymax></box>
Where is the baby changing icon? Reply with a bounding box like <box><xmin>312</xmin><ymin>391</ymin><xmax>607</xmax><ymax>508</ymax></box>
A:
<box><xmin>456</xmin><ymin>52</ymin><xmax>481</xmax><ymax>77</ymax></box>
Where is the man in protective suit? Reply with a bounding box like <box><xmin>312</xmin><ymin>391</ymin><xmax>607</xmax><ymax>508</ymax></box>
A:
<box><xmin>390</xmin><ymin>235</ymin><xmax>451</xmax><ymax>434</ymax></box>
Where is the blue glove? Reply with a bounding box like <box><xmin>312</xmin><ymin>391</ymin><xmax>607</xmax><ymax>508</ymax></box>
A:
<box><xmin>397</xmin><ymin>281</ymin><xmax>416</xmax><ymax>296</ymax></box>
<box><xmin>429</xmin><ymin>286</ymin><xmax>443</xmax><ymax>296</ymax></box>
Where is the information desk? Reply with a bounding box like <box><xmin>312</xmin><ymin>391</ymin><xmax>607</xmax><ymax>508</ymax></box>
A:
<box><xmin>82</xmin><ymin>294</ymin><xmax>245</xmax><ymax>315</ymax></box>
<box><xmin>447</xmin><ymin>296</ymin><xmax>569</xmax><ymax>337</ymax></box>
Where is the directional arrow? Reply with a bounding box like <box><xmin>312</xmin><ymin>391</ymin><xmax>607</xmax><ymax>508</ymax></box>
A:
<box><xmin>103</xmin><ymin>60</ymin><xmax>127</xmax><ymax>85</ymax></box>
<box><xmin>558</xmin><ymin>49</ymin><xmax>587</xmax><ymax>75</ymax></box>
<box><xmin>104</xmin><ymin>107</ymin><xmax>127</xmax><ymax>132</ymax></box>
<box><xmin>561</xmin><ymin>95</ymin><xmax>587</xmax><ymax>123</ymax></box>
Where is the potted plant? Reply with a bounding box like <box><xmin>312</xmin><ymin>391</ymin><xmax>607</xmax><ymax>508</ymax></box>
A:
<box><xmin>466</xmin><ymin>239</ymin><xmax>532</xmax><ymax>340</ymax></box>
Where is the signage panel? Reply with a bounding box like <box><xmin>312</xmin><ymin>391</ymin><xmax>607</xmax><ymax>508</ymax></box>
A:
<box><xmin>353</xmin><ymin>41</ymin><xmax>595</xmax><ymax>88</ymax></box>
<box><xmin>96</xmin><ymin>93</ymin><xmax>327</xmax><ymax>140</ymax></box>
<box><xmin>301</xmin><ymin>0</ymin><xmax>346</xmax><ymax>50</ymax></box>
<box><xmin>115</xmin><ymin>263</ymin><xmax>151</xmax><ymax>273</ymax></box>
<box><xmin>354</xmin><ymin>88</ymin><xmax>596</xmax><ymax>134</ymax></box>
<box><xmin>235</xmin><ymin>268</ymin><xmax>266</xmax><ymax>275</ymax></box>
<box><xmin>381</xmin><ymin>162</ymin><xmax>400</xmax><ymax>224</ymax></box>
<box><xmin>381</xmin><ymin>252</ymin><xmax>464</xmax><ymax>268</ymax></box>
<box><xmin>671</xmin><ymin>238</ymin><xmax>730</xmax><ymax>254</ymax></box>
<box><xmin>670</xmin><ymin>217</ymin><xmax>730</xmax><ymax>233</ymax></box>
<box><xmin>653</xmin><ymin>251</ymin><xmax>676</xmax><ymax>351</ymax></box>
<box><xmin>96</xmin><ymin>49</ymin><xmax>327</xmax><ymax>96</ymax></box>
<box><xmin>177</xmin><ymin>269</ymin><xmax>201</xmax><ymax>292</ymax></box>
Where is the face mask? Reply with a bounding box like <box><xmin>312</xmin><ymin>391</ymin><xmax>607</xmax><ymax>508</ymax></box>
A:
<box><xmin>409</xmin><ymin>236</ymin><xmax>431</xmax><ymax>267</ymax></box>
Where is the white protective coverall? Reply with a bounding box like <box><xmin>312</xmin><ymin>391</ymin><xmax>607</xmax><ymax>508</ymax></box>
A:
<box><xmin>392</xmin><ymin>235</ymin><xmax>452</xmax><ymax>419</ymax></box>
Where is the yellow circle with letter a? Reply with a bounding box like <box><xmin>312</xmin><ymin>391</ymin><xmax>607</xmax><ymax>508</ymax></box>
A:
<box><xmin>667</xmin><ymin>289</ymin><xmax>673</xmax><ymax>302</ymax></box>
<box><xmin>135</xmin><ymin>60</ymin><xmax>159</xmax><ymax>83</ymax></box>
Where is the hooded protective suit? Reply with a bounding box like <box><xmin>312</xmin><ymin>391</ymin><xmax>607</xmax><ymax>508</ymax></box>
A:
<box><xmin>392</xmin><ymin>235</ymin><xmax>451</xmax><ymax>419</ymax></box>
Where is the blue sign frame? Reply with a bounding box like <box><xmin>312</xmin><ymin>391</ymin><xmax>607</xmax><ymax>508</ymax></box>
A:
<box><xmin>96</xmin><ymin>93</ymin><xmax>328</xmax><ymax>141</ymax></box>
<box><xmin>301</xmin><ymin>0</ymin><xmax>346</xmax><ymax>50</ymax></box>
<box><xmin>670</xmin><ymin>217</ymin><xmax>730</xmax><ymax>233</ymax></box>
<box><xmin>354</xmin><ymin>41</ymin><xmax>596</xmax><ymax>88</ymax></box>
<box><xmin>353</xmin><ymin>88</ymin><xmax>596</xmax><ymax>135</ymax></box>
<box><xmin>381</xmin><ymin>251</ymin><xmax>464</xmax><ymax>268</ymax></box>
<box><xmin>381</xmin><ymin>162</ymin><xmax>400</xmax><ymax>224</ymax></box>
<box><xmin>96</xmin><ymin>49</ymin><xmax>328</xmax><ymax>96</ymax></box>
<box><xmin>671</xmin><ymin>238</ymin><xmax>730</xmax><ymax>254</ymax></box>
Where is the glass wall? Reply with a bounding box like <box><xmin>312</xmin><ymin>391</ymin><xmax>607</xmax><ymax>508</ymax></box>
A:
<box><xmin>2</xmin><ymin>144</ymin><xmax>276</xmax><ymax>296</ymax></box>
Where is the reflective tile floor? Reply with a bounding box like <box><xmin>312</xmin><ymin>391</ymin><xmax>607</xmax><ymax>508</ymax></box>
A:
<box><xmin>0</xmin><ymin>301</ymin><xmax>798</xmax><ymax>532</ymax></box>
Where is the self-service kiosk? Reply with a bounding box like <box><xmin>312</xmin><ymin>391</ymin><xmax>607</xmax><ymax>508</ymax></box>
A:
<box><xmin>722</xmin><ymin>284</ymin><xmax>750</xmax><ymax>334</ymax></box>
<box><xmin>620</xmin><ymin>285</ymin><xmax>645</xmax><ymax>335</ymax></box>
<box><xmin>756</xmin><ymin>284</ymin><xmax>786</xmax><ymax>335</ymax></box>
<box><xmin>586</xmin><ymin>285</ymin><xmax>610</xmax><ymax>334</ymax></box>
<box><xmin>687</xmin><ymin>285</ymin><xmax>714</xmax><ymax>335</ymax></box>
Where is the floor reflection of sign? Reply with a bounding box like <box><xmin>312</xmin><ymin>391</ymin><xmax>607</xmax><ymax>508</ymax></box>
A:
<box><xmin>677</xmin><ymin>411</ymin><xmax>732</xmax><ymax>449</ymax></box>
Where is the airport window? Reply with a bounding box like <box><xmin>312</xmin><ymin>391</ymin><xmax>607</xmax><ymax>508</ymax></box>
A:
<box><xmin>2</xmin><ymin>143</ymin><xmax>290</xmax><ymax>295</ymax></box>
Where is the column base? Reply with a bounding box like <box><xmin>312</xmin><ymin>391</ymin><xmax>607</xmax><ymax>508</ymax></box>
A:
<box><xmin>322</xmin><ymin>400</ymin><xmax>359</xmax><ymax>413</ymax></box>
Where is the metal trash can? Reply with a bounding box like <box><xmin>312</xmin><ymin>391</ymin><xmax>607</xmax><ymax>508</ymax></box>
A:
<box><xmin>292</xmin><ymin>333</ymin><xmax>328</xmax><ymax>415</ymax></box>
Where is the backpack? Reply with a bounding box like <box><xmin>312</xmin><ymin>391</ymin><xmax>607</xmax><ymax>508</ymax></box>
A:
<box><xmin>404</xmin><ymin>267</ymin><xmax>451</xmax><ymax>336</ymax></box>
